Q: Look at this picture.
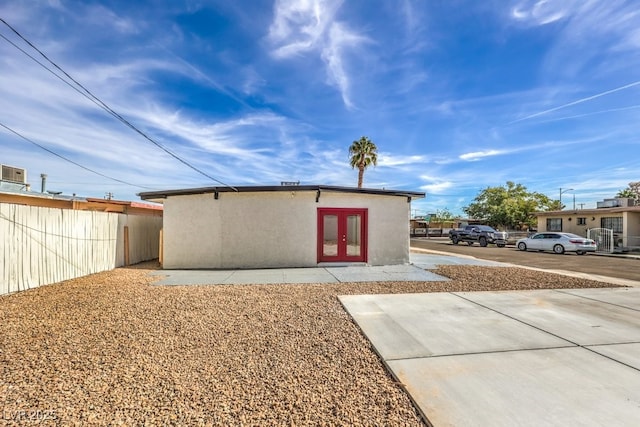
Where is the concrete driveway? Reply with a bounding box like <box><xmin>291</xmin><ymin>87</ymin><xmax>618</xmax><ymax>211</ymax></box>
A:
<box><xmin>340</xmin><ymin>287</ymin><xmax>640</xmax><ymax>426</ymax></box>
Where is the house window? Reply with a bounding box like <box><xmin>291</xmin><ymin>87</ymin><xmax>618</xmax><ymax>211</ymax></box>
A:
<box><xmin>577</xmin><ymin>217</ymin><xmax>587</xmax><ymax>225</ymax></box>
<box><xmin>601</xmin><ymin>217</ymin><xmax>623</xmax><ymax>233</ymax></box>
<box><xmin>547</xmin><ymin>218</ymin><xmax>562</xmax><ymax>231</ymax></box>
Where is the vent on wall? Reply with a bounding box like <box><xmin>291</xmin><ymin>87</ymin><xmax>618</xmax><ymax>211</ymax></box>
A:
<box><xmin>1</xmin><ymin>165</ymin><xmax>27</xmax><ymax>183</ymax></box>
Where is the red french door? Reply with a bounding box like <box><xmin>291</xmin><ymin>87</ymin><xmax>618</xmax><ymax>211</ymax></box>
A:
<box><xmin>317</xmin><ymin>208</ymin><xmax>367</xmax><ymax>262</ymax></box>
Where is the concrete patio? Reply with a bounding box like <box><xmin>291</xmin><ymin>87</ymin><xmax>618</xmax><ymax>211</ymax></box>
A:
<box><xmin>340</xmin><ymin>287</ymin><xmax>640</xmax><ymax>426</ymax></box>
<box><xmin>149</xmin><ymin>253</ymin><xmax>506</xmax><ymax>286</ymax></box>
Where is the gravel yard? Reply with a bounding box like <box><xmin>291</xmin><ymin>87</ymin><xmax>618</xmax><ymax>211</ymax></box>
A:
<box><xmin>0</xmin><ymin>262</ymin><xmax>619</xmax><ymax>426</ymax></box>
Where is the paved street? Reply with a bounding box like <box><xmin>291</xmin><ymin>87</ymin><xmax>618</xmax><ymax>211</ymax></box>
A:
<box><xmin>411</xmin><ymin>238</ymin><xmax>640</xmax><ymax>282</ymax></box>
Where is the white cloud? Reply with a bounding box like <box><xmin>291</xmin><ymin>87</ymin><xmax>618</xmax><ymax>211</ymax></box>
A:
<box><xmin>82</xmin><ymin>4</ymin><xmax>140</xmax><ymax>35</ymax></box>
<box><xmin>321</xmin><ymin>22</ymin><xmax>370</xmax><ymax>108</ymax></box>
<box><xmin>508</xmin><ymin>1</ymin><xmax>640</xmax><ymax>79</ymax></box>
<box><xmin>459</xmin><ymin>149</ymin><xmax>505</xmax><ymax>161</ymax></box>
<box><xmin>136</xmin><ymin>109</ymin><xmax>286</xmax><ymax>157</ymax></box>
<box><xmin>420</xmin><ymin>181</ymin><xmax>453</xmax><ymax>194</ymax></box>
<box><xmin>509</xmin><ymin>80</ymin><xmax>640</xmax><ymax>124</ymax></box>
<box><xmin>267</xmin><ymin>0</ymin><xmax>368</xmax><ymax>108</ymax></box>
<box><xmin>418</xmin><ymin>174</ymin><xmax>454</xmax><ymax>194</ymax></box>
<box><xmin>268</xmin><ymin>0</ymin><xmax>343</xmax><ymax>58</ymax></box>
<box><xmin>377</xmin><ymin>154</ymin><xmax>426</xmax><ymax>167</ymax></box>
<box><xmin>624</xmin><ymin>27</ymin><xmax>640</xmax><ymax>49</ymax></box>
<box><xmin>400</xmin><ymin>0</ymin><xmax>420</xmax><ymax>32</ymax></box>
<box><xmin>511</xmin><ymin>0</ymin><xmax>574</xmax><ymax>25</ymax></box>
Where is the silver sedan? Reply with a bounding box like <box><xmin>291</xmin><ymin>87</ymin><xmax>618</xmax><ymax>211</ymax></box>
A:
<box><xmin>516</xmin><ymin>232</ymin><xmax>597</xmax><ymax>255</ymax></box>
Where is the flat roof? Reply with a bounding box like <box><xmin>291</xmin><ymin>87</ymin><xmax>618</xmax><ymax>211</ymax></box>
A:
<box><xmin>138</xmin><ymin>185</ymin><xmax>426</xmax><ymax>203</ymax></box>
<box><xmin>535</xmin><ymin>206</ymin><xmax>640</xmax><ymax>216</ymax></box>
<box><xmin>84</xmin><ymin>198</ymin><xmax>163</xmax><ymax>210</ymax></box>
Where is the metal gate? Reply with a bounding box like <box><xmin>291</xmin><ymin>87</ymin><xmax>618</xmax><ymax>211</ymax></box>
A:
<box><xmin>587</xmin><ymin>228</ymin><xmax>614</xmax><ymax>253</ymax></box>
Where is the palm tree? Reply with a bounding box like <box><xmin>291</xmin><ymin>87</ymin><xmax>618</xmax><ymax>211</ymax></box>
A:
<box><xmin>616</xmin><ymin>182</ymin><xmax>640</xmax><ymax>202</ymax></box>
<box><xmin>349</xmin><ymin>136</ymin><xmax>378</xmax><ymax>188</ymax></box>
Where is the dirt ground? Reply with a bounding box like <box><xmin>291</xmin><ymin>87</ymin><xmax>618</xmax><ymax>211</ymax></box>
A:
<box><xmin>0</xmin><ymin>262</ymin><xmax>620</xmax><ymax>426</ymax></box>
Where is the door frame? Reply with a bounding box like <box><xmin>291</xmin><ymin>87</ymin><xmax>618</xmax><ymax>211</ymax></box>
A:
<box><xmin>317</xmin><ymin>208</ymin><xmax>368</xmax><ymax>263</ymax></box>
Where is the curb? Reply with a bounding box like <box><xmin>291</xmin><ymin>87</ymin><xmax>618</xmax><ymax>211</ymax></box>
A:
<box><xmin>590</xmin><ymin>252</ymin><xmax>640</xmax><ymax>261</ymax></box>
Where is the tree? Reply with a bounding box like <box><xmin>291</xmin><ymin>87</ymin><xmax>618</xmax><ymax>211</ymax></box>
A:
<box><xmin>546</xmin><ymin>199</ymin><xmax>563</xmax><ymax>211</ymax></box>
<box><xmin>463</xmin><ymin>181</ymin><xmax>556</xmax><ymax>229</ymax></box>
<box><xmin>616</xmin><ymin>181</ymin><xmax>640</xmax><ymax>201</ymax></box>
<box><xmin>349</xmin><ymin>136</ymin><xmax>378</xmax><ymax>188</ymax></box>
<box><xmin>430</xmin><ymin>208</ymin><xmax>456</xmax><ymax>223</ymax></box>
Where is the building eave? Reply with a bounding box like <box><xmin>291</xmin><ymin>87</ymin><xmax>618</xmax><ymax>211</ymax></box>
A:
<box><xmin>138</xmin><ymin>185</ymin><xmax>426</xmax><ymax>203</ymax></box>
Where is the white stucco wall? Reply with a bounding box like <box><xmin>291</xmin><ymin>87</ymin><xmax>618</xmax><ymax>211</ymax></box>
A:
<box><xmin>624</xmin><ymin>211</ymin><xmax>640</xmax><ymax>248</ymax></box>
<box><xmin>162</xmin><ymin>190</ymin><xmax>411</xmax><ymax>269</ymax></box>
<box><xmin>317</xmin><ymin>192</ymin><xmax>410</xmax><ymax>266</ymax></box>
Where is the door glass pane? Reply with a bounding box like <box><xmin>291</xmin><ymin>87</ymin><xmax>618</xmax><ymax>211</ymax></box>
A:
<box><xmin>323</xmin><ymin>215</ymin><xmax>338</xmax><ymax>257</ymax></box>
<box><xmin>346</xmin><ymin>214</ymin><xmax>361</xmax><ymax>256</ymax></box>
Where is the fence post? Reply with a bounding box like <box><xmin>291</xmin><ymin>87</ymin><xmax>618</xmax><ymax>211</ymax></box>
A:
<box><xmin>123</xmin><ymin>225</ymin><xmax>130</xmax><ymax>266</ymax></box>
<box><xmin>159</xmin><ymin>229</ymin><xmax>163</xmax><ymax>267</ymax></box>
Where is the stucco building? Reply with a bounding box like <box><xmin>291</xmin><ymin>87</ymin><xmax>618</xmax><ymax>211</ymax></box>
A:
<box><xmin>139</xmin><ymin>185</ymin><xmax>425</xmax><ymax>269</ymax></box>
<box><xmin>535</xmin><ymin>198</ymin><xmax>640</xmax><ymax>252</ymax></box>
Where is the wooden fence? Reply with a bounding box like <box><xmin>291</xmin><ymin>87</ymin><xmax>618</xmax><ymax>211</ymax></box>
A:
<box><xmin>0</xmin><ymin>203</ymin><xmax>162</xmax><ymax>295</ymax></box>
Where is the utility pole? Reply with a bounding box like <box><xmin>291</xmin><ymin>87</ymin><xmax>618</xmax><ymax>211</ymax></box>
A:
<box><xmin>559</xmin><ymin>187</ymin><xmax>573</xmax><ymax>210</ymax></box>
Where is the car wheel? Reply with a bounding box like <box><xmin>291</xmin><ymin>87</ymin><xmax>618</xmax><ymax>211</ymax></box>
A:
<box><xmin>576</xmin><ymin>250</ymin><xmax>585</xmax><ymax>255</ymax></box>
<box><xmin>517</xmin><ymin>242</ymin><xmax>527</xmax><ymax>251</ymax></box>
<box><xmin>467</xmin><ymin>241</ymin><xmax>474</xmax><ymax>246</ymax></box>
<box><xmin>497</xmin><ymin>243</ymin><xmax>505</xmax><ymax>248</ymax></box>
<box><xmin>452</xmin><ymin>235</ymin><xmax>459</xmax><ymax>245</ymax></box>
<box><xmin>479</xmin><ymin>237</ymin><xmax>488</xmax><ymax>247</ymax></box>
<box><xmin>553</xmin><ymin>244</ymin><xmax>565</xmax><ymax>254</ymax></box>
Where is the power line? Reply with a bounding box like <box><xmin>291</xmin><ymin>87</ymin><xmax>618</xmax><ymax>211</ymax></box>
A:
<box><xmin>0</xmin><ymin>17</ymin><xmax>237</xmax><ymax>191</ymax></box>
<box><xmin>0</xmin><ymin>32</ymin><xmax>118</xmax><ymax>121</ymax></box>
<box><xmin>0</xmin><ymin>121</ymin><xmax>154</xmax><ymax>190</ymax></box>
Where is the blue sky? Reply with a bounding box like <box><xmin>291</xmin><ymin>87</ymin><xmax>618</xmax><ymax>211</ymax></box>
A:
<box><xmin>1</xmin><ymin>0</ymin><xmax>638</xmax><ymax>216</ymax></box>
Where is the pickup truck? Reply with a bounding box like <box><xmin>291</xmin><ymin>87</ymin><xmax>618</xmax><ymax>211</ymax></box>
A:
<box><xmin>449</xmin><ymin>225</ymin><xmax>508</xmax><ymax>247</ymax></box>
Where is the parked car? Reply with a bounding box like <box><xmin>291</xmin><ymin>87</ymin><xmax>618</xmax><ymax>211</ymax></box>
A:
<box><xmin>448</xmin><ymin>225</ymin><xmax>508</xmax><ymax>247</ymax></box>
<box><xmin>516</xmin><ymin>232</ymin><xmax>597</xmax><ymax>255</ymax></box>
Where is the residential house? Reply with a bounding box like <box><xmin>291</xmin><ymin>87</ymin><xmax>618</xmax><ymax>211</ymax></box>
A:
<box><xmin>139</xmin><ymin>185</ymin><xmax>425</xmax><ymax>269</ymax></box>
<box><xmin>534</xmin><ymin>198</ymin><xmax>640</xmax><ymax>252</ymax></box>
